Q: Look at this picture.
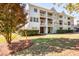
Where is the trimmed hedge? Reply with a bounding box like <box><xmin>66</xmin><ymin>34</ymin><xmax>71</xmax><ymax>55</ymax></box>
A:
<box><xmin>18</xmin><ymin>30</ymin><xmax>39</xmax><ymax>36</ymax></box>
<box><xmin>56</xmin><ymin>29</ymin><xmax>73</xmax><ymax>33</ymax></box>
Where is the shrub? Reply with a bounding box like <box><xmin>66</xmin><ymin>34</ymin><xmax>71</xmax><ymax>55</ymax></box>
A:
<box><xmin>18</xmin><ymin>30</ymin><xmax>39</xmax><ymax>36</ymax></box>
<box><xmin>56</xmin><ymin>29</ymin><xmax>73</xmax><ymax>33</ymax></box>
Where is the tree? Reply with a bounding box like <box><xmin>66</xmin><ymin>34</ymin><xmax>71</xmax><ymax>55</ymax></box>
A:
<box><xmin>66</xmin><ymin>3</ymin><xmax>79</xmax><ymax>13</ymax></box>
<box><xmin>0</xmin><ymin>3</ymin><xmax>27</xmax><ymax>44</ymax></box>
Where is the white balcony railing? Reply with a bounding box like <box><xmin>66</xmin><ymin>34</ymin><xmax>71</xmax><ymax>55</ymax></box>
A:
<box><xmin>40</xmin><ymin>13</ymin><xmax>46</xmax><ymax>17</ymax></box>
<box><xmin>48</xmin><ymin>15</ymin><xmax>52</xmax><ymax>18</ymax></box>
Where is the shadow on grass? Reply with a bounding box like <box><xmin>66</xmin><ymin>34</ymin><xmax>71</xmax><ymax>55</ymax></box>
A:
<box><xmin>12</xmin><ymin>38</ymin><xmax>79</xmax><ymax>56</ymax></box>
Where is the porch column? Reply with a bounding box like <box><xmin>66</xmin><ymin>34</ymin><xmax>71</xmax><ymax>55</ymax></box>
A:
<box><xmin>45</xmin><ymin>12</ymin><xmax>48</xmax><ymax>34</ymax></box>
<box><xmin>45</xmin><ymin>27</ymin><xmax>48</xmax><ymax>34</ymax></box>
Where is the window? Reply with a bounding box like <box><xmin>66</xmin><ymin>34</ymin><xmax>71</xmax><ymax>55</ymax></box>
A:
<box><xmin>34</xmin><ymin>8</ymin><xmax>37</xmax><ymax>12</ymax></box>
<box><xmin>36</xmin><ymin>18</ymin><xmax>38</xmax><ymax>22</ymax></box>
<box><xmin>34</xmin><ymin>17</ymin><xmax>36</xmax><ymax>22</ymax></box>
<box><xmin>30</xmin><ymin>17</ymin><xmax>32</xmax><ymax>22</ymax></box>
<box><xmin>30</xmin><ymin>17</ymin><xmax>38</xmax><ymax>22</ymax></box>
<box><xmin>68</xmin><ymin>17</ymin><xmax>70</xmax><ymax>20</ymax></box>
<box><xmin>35</xmin><ymin>17</ymin><xmax>38</xmax><ymax>22</ymax></box>
<box><xmin>68</xmin><ymin>22</ymin><xmax>70</xmax><ymax>25</ymax></box>
<box><xmin>59</xmin><ymin>15</ymin><xmax>63</xmax><ymax>18</ymax></box>
<box><xmin>59</xmin><ymin>20</ymin><xmax>63</xmax><ymax>25</ymax></box>
<box><xmin>59</xmin><ymin>27</ymin><xmax>63</xmax><ymax>30</ymax></box>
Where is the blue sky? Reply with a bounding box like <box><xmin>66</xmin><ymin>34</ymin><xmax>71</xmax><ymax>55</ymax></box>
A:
<box><xmin>32</xmin><ymin>3</ymin><xmax>66</xmax><ymax>12</ymax></box>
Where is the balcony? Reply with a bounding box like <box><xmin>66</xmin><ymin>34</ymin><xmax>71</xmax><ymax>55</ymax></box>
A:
<box><xmin>40</xmin><ymin>13</ymin><xmax>46</xmax><ymax>17</ymax></box>
<box><xmin>48</xmin><ymin>22</ymin><xmax>53</xmax><ymax>27</ymax></box>
<box><xmin>47</xmin><ymin>12</ymin><xmax>53</xmax><ymax>18</ymax></box>
<box><xmin>40</xmin><ymin>10</ymin><xmax>46</xmax><ymax>17</ymax></box>
<box><xmin>40</xmin><ymin>22</ymin><xmax>45</xmax><ymax>25</ymax></box>
<box><xmin>48</xmin><ymin>19</ymin><xmax>53</xmax><ymax>27</ymax></box>
<box><xmin>40</xmin><ymin>18</ymin><xmax>46</xmax><ymax>27</ymax></box>
<box><xmin>40</xmin><ymin>22</ymin><xmax>46</xmax><ymax>27</ymax></box>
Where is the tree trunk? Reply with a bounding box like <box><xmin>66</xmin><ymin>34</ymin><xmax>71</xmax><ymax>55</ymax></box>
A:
<box><xmin>25</xmin><ymin>31</ymin><xmax>27</xmax><ymax>40</ymax></box>
<box><xmin>6</xmin><ymin>32</ymin><xmax>12</xmax><ymax>44</ymax></box>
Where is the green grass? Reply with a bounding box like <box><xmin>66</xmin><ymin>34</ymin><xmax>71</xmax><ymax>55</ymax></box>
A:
<box><xmin>12</xmin><ymin>38</ymin><xmax>76</xmax><ymax>56</ymax></box>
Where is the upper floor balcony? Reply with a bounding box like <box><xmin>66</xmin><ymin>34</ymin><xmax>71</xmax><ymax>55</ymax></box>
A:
<box><xmin>40</xmin><ymin>22</ymin><xmax>46</xmax><ymax>27</ymax></box>
<box><xmin>40</xmin><ymin>17</ymin><xmax>46</xmax><ymax>27</ymax></box>
<box><xmin>48</xmin><ymin>19</ymin><xmax>53</xmax><ymax>27</ymax></box>
<box><xmin>48</xmin><ymin>21</ymin><xmax>53</xmax><ymax>26</ymax></box>
<box><xmin>47</xmin><ymin>12</ymin><xmax>53</xmax><ymax>18</ymax></box>
<box><xmin>40</xmin><ymin>10</ymin><xmax>46</xmax><ymax>18</ymax></box>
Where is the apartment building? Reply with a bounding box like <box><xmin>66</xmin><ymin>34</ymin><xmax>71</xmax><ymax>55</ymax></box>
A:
<box><xmin>75</xmin><ymin>20</ymin><xmax>79</xmax><ymax>32</ymax></box>
<box><xmin>23</xmin><ymin>4</ymin><xmax>74</xmax><ymax>34</ymax></box>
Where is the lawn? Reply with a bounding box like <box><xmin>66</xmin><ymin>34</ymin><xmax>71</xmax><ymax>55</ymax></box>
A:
<box><xmin>47</xmin><ymin>34</ymin><xmax>79</xmax><ymax>39</ymax></box>
<box><xmin>1</xmin><ymin>33</ymin><xmax>79</xmax><ymax>56</ymax></box>
<box><xmin>12</xmin><ymin>33</ymin><xmax>79</xmax><ymax>56</ymax></box>
<box><xmin>27</xmin><ymin>33</ymin><xmax>79</xmax><ymax>39</ymax></box>
<box><xmin>1</xmin><ymin>33</ymin><xmax>79</xmax><ymax>43</ymax></box>
<box><xmin>12</xmin><ymin>38</ymin><xmax>78</xmax><ymax>56</ymax></box>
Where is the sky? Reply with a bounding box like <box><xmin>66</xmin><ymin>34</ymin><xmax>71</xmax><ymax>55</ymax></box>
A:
<box><xmin>32</xmin><ymin>3</ymin><xmax>79</xmax><ymax>25</ymax></box>
<box><xmin>32</xmin><ymin>3</ymin><xmax>65</xmax><ymax>12</ymax></box>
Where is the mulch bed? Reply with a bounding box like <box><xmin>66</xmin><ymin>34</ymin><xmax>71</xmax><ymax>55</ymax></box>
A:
<box><xmin>0</xmin><ymin>39</ymin><xmax>32</xmax><ymax>56</ymax></box>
